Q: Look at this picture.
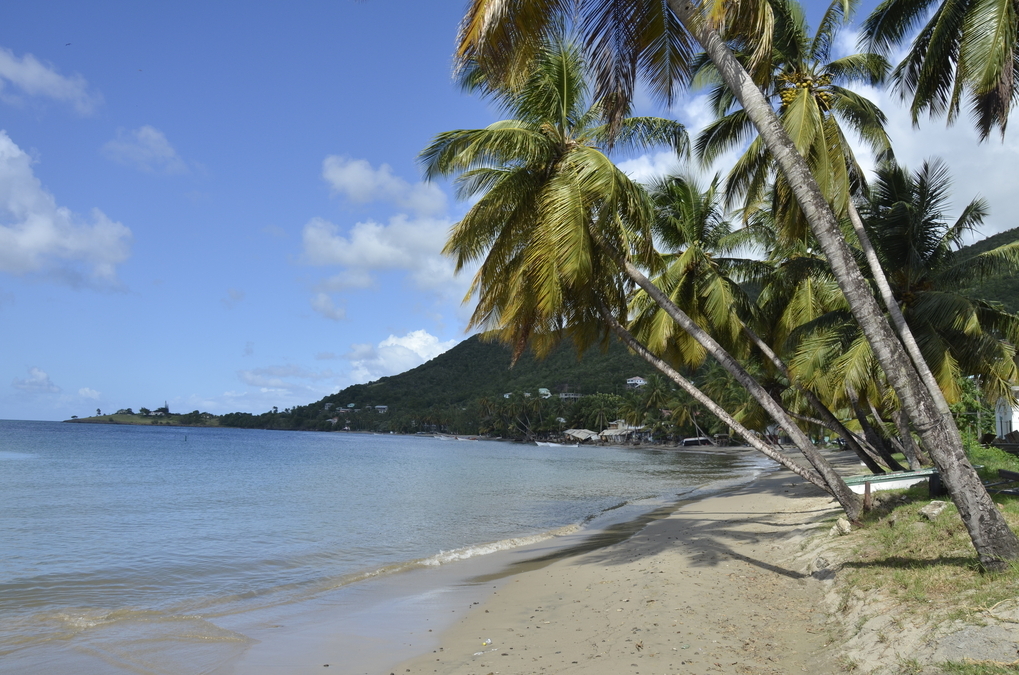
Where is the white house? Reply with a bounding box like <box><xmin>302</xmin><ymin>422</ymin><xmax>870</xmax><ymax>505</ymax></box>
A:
<box><xmin>626</xmin><ymin>376</ymin><xmax>647</xmax><ymax>389</ymax></box>
<box><xmin>995</xmin><ymin>386</ymin><xmax>1019</xmax><ymax>438</ymax></box>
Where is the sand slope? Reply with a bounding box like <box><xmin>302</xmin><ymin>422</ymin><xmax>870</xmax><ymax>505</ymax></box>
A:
<box><xmin>393</xmin><ymin>470</ymin><xmax>847</xmax><ymax>675</ymax></box>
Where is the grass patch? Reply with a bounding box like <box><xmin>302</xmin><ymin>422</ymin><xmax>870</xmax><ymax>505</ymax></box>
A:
<box><xmin>836</xmin><ymin>442</ymin><xmax>1019</xmax><ymax>626</ymax></box>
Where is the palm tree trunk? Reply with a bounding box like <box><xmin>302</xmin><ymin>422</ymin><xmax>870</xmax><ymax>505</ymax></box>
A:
<box><xmin>599</xmin><ymin>306</ymin><xmax>834</xmax><ymax>494</ymax></box>
<box><xmin>617</xmin><ymin>259</ymin><xmax>862</xmax><ymax>520</ymax></box>
<box><xmin>850</xmin><ymin>394</ymin><xmax>907</xmax><ymax>472</ymax></box>
<box><xmin>743</xmin><ymin>326</ymin><xmax>887</xmax><ymax>474</ymax></box>
<box><xmin>670</xmin><ymin>0</ymin><xmax>1019</xmax><ymax>568</ymax></box>
<box><xmin>785</xmin><ymin>409</ymin><xmax>895</xmax><ymax>471</ymax></box>
<box><xmin>892</xmin><ymin>408</ymin><xmax>931</xmax><ymax>470</ymax></box>
<box><xmin>847</xmin><ymin>201</ymin><xmax>951</xmax><ymax>414</ymax></box>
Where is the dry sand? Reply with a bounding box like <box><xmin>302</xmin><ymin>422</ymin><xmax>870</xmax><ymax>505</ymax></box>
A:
<box><xmin>391</xmin><ymin>468</ymin><xmax>849</xmax><ymax>675</ymax></box>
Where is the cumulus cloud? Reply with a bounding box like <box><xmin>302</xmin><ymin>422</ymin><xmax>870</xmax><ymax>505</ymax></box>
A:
<box><xmin>322</xmin><ymin>156</ymin><xmax>446</xmax><ymax>217</ymax></box>
<box><xmin>310</xmin><ymin>292</ymin><xmax>346</xmax><ymax>320</ymax></box>
<box><xmin>301</xmin><ymin>214</ymin><xmax>460</xmax><ymax>293</ymax></box>
<box><xmin>344</xmin><ymin>329</ymin><xmax>458</xmax><ymax>383</ymax></box>
<box><xmin>617</xmin><ymin>151</ymin><xmax>685</xmax><ymax>184</ymax></box>
<box><xmin>78</xmin><ymin>387</ymin><xmax>100</xmax><ymax>399</ymax></box>
<box><xmin>0</xmin><ymin>47</ymin><xmax>101</xmax><ymax>113</ymax></box>
<box><xmin>12</xmin><ymin>367</ymin><xmax>60</xmax><ymax>393</ymax></box>
<box><xmin>102</xmin><ymin>126</ymin><xmax>188</xmax><ymax>174</ymax></box>
<box><xmin>0</xmin><ymin>131</ymin><xmax>131</xmax><ymax>284</ymax></box>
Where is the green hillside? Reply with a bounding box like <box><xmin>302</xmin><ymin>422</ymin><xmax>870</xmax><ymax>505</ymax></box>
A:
<box><xmin>320</xmin><ymin>334</ymin><xmax>650</xmax><ymax>411</ymax></box>
<box><xmin>958</xmin><ymin>227</ymin><xmax>1019</xmax><ymax>312</ymax></box>
<box><xmin>216</xmin><ymin>334</ymin><xmax>657</xmax><ymax>433</ymax></box>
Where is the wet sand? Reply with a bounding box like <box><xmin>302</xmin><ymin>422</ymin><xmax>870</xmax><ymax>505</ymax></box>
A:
<box><xmin>390</xmin><ymin>466</ymin><xmax>848</xmax><ymax>675</ymax></box>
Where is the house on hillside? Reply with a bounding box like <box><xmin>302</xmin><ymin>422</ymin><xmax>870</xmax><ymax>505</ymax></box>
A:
<box><xmin>626</xmin><ymin>376</ymin><xmax>647</xmax><ymax>389</ymax></box>
<box><xmin>374</xmin><ymin>405</ymin><xmax>388</xmax><ymax>414</ymax></box>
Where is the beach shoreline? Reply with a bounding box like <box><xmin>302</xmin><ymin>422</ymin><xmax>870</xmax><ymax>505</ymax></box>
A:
<box><xmin>385</xmin><ymin>459</ymin><xmax>849</xmax><ymax>675</ymax></box>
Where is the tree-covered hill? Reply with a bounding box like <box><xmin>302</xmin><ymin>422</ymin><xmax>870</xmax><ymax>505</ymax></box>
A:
<box><xmin>321</xmin><ymin>334</ymin><xmax>651</xmax><ymax>411</ymax></box>
<box><xmin>215</xmin><ymin>334</ymin><xmax>658</xmax><ymax>433</ymax></box>
<box><xmin>958</xmin><ymin>227</ymin><xmax>1019</xmax><ymax>312</ymax></box>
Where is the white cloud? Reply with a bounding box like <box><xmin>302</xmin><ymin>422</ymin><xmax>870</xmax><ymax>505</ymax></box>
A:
<box><xmin>617</xmin><ymin>151</ymin><xmax>685</xmax><ymax>184</ymax></box>
<box><xmin>0</xmin><ymin>131</ymin><xmax>131</xmax><ymax>284</ymax></box>
<box><xmin>78</xmin><ymin>387</ymin><xmax>100</xmax><ymax>399</ymax></box>
<box><xmin>12</xmin><ymin>367</ymin><xmax>60</xmax><ymax>393</ymax></box>
<box><xmin>301</xmin><ymin>214</ymin><xmax>465</xmax><ymax>295</ymax></box>
<box><xmin>0</xmin><ymin>46</ymin><xmax>100</xmax><ymax>114</ymax></box>
<box><xmin>322</xmin><ymin>156</ymin><xmax>446</xmax><ymax>216</ymax></box>
<box><xmin>102</xmin><ymin>126</ymin><xmax>188</xmax><ymax>174</ymax></box>
<box><xmin>344</xmin><ymin>329</ymin><xmax>458</xmax><ymax>382</ymax></box>
<box><xmin>310</xmin><ymin>292</ymin><xmax>346</xmax><ymax>320</ymax></box>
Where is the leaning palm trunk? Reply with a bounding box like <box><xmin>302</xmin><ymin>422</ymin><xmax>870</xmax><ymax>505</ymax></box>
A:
<box><xmin>847</xmin><ymin>201</ymin><xmax>951</xmax><ymax>413</ymax></box>
<box><xmin>743</xmin><ymin>326</ymin><xmax>888</xmax><ymax>474</ymax></box>
<box><xmin>671</xmin><ymin>0</ymin><xmax>1019</xmax><ymax>568</ymax></box>
<box><xmin>850</xmin><ymin>394</ymin><xmax>907</xmax><ymax>472</ymax></box>
<box><xmin>599</xmin><ymin>307</ymin><xmax>832</xmax><ymax>492</ymax></box>
<box><xmin>892</xmin><ymin>408</ymin><xmax>931</xmax><ymax>470</ymax></box>
<box><xmin>617</xmin><ymin>258</ymin><xmax>862</xmax><ymax>520</ymax></box>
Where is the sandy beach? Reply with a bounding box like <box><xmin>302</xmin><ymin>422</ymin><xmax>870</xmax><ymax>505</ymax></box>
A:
<box><xmin>390</xmin><ymin>463</ymin><xmax>848</xmax><ymax>675</ymax></box>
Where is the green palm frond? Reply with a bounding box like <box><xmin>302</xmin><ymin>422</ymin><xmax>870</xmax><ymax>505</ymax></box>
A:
<box><xmin>811</xmin><ymin>0</ymin><xmax>856</xmax><ymax>64</ymax></box>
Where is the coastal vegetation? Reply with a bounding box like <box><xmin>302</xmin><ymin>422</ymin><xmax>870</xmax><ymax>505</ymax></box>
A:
<box><xmin>441</xmin><ymin>0</ymin><xmax>1019</xmax><ymax>567</ymax></box>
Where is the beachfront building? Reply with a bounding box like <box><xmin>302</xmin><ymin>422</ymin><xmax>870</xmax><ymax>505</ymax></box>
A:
<box><xmin>995</xmin><ymin>386</ymin><xmax>1019</xmax><ymax>438</ymax></box>
<box><xmin>626</xmin><ymin>376</ymin><xmax>647</xmax><ymax>389</ymax></box>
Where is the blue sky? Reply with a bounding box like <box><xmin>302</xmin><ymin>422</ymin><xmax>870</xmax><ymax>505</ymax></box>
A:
<box><xmin>3</xmin><ymin>1</ymin><xmax>1018</xmax><ymax>421</ymax></box>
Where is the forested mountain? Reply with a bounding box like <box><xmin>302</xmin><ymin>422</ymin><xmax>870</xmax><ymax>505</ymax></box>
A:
<box><xmin>958</xmin><ymin>227</ymin><xmax>1019</xmax><ymax>312</ymax></box>
<box><xmin>321</xmin><ymin>334</ymin><xmax>649</xmax><ymax>410</ymax></box>
<box><xmin>218</xmin><ymin>335</ymin><xmax>659</xmax><ymax>434</ymax></box>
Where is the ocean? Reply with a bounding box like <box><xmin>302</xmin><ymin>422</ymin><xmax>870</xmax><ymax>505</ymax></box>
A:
<box><xmin>0</xmin><ymin>420</ymin><xmax>775</xmax><ymax>674</ymax></box>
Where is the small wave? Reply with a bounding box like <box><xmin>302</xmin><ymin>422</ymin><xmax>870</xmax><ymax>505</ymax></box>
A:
<box><xmin>423</xmin><ymin>524</ymin><xmax>583</xmax><ymax>566</ymax></box>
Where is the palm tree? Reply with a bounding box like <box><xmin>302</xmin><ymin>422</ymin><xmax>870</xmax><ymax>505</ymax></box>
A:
<box><xmin>864</xmin><ymin>0</ymin><xmax>1018</xmax><ymax>140</ymax></box>
<box><xmin>629</xmin><ymin>173</ymin><xmax>757</xmax><ymax>366</ymax></box>
<box><xmin>454</xmin><ymin>0</ymin><xmax>1019</xmax><ymax>569</ymax></box>
<box><xmin>424</xmin><ymin>36</ymin><xmax>864</xmax><ymax>516</ymax></box>
<box><xmin>695</xmin><ymin>0</ymin><xmax>953</xmax><ymax>447</ymax></box>
<box><xmin>422</xmin><ymin>37</ymin><xmax>683</xmax><ymax>361</ymax></box>
<box><xmin>697</xmin><ymin>0</ymin><xmax>891</xmax><ymax>242</ymax></box>
<box><xmin>862</xmin><ymin>159</ymin><xmax>1019</xmax><ymax>403</ymax></box>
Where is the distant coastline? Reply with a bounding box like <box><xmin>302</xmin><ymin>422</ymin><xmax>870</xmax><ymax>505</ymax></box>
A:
<box><xmin>65</xmin><ymin>412</ymin><xmax>220</xmax><ymax>427</ymax></box>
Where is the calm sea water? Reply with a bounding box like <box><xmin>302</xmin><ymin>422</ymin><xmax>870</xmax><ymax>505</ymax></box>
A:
<box><xmin>0</xmin><ymin>420</ymin><xmax>773</xmax><ymax>673</ymax></box>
